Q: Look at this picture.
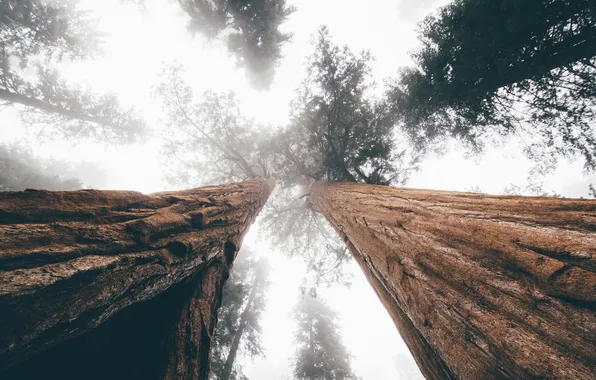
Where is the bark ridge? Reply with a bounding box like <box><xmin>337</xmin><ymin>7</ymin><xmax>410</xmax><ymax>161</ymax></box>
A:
<box><xmin>0</xmin><ymin>178</ymin><xmax>273</xmax><ymax>377</ymax></box>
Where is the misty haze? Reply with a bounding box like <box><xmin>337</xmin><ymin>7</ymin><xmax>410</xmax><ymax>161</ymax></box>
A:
<box><xmin>0</xmin><ymin>1</ymin><xmax>595</xmax><ymax>379</ymax></box>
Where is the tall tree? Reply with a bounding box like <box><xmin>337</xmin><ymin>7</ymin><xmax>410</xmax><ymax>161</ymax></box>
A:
<box><xmin>0</xmin><ymin>178</ymin><xmax>273</xmax><ymax>379</ymax></box>
<box><xmin>210</xmin><ymin>249</ymin><xmax>270</xmax><ymax>380</ymax></box>
<box><xmin>0</xmin><ymin>0</ymin><xmax>147</xmax><ymax>142</ymax></box>
<box><xmin>391</xmin><ymin>0</ymin><xmax>596</xmax><ymax>170</ymax></box>
<box><xmin>309</xmin><ymin>181</ymin><xmax>596</xmax><ymax>380</ymax></box>
<box><xmin>177</xmin><ymin>0</ymin><xmax>294</xmax><ymax>89</ymax></box>
<box><xmin>291</xmin><ymin>294</ymin><xmax>358</xmax><ymax>380</ymax></box>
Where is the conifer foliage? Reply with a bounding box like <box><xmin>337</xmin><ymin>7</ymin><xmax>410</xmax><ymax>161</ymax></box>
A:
<box><xmin>291</xmin><ymin>294</ymin><xmax>358</xmax><ymax>380</ymax></box>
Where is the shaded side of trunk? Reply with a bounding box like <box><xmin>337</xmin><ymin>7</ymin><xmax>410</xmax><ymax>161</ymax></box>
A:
<box><xmin>310</xmin><ymin>181</ymin><xmax>596</xmax><ymax>380</ymax></box>
<box><xmin>0</xmin><ymin>178</ymin><xmax>273</xmax><ymax>374</ymax></box>
<box><xmin>162</xmin><ymin>261</ymin><xmax>228</xmax><ymax>380</ymax></box>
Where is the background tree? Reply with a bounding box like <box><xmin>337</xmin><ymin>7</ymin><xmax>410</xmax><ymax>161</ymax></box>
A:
<box><xmin>177</xmin><ymin>0</ymin><xmax>294</xmax><ymax>89</ymax></box>
<box><xmin>291</xmin><ymin>294</ymin><xmax>358</xmax><ymax>380</ymax></box>
<box><xmin>156</xmin><ymin>63</ymin><xmax>271</xmax><ymax>188</ymax></box>
<box><xmin>0</xmin><ymin>0</ymin><xmax>147</xmax><ymax>143</ymax></box>
<box><xmin>0</xmin><ymin>142</ymin><xmax>83</xmax><ymax>191</ymax></box>
<box><xmin>211</xmin><ymin>248</ymin><xmax>270</xmax><ymax>380</ymax></box>
<box><xmin>390</xmin><ymin>0</ymin><xmax>596</xmax><ymax>170</ymax></box>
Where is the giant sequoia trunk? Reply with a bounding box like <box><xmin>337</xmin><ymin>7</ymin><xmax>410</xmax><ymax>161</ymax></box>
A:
<box><xmin>0</xmin><ymin>178</ymin><xmax>273</xmax><ymax>379</ymax></box>
<box><xmin>309</xmin><ymin>182</ymin><xmax>596</xmax><ymax>380</ymax></box>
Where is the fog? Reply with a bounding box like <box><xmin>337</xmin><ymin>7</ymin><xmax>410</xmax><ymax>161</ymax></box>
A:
<box><xmin>1</xmin><ymin>0</ymin><xmax>595</xmax><ymax>379</ymax></box>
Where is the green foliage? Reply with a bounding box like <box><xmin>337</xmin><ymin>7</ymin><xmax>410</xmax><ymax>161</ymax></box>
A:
<box><xmin>0</xmin><ymin>143</ymin><xmax>82</xmax><ymax>191</ymax></box>
<box><xmin>178</xmin><ymin>0</ymin><xmax>294</xmax><ymax>89</ymax></box>
<box><xmin>0</xmin><ymin>0</ymin><xmax>147</xmax><ymax>143</ymax></box>
<box><xmin>211</xmin><ymin>248</ymin><xmax>270</xmax><ymax>380</ymax></box>
<box><xmin>292</xmin><ymin>294</ymin><xmax>358</xmax><ymax>380</ymax></box>
<box><xmin>273</xmin><ymin>27</ymin><xmax>419</xmax><ymax>187</ymax></box>
<box><xmin>391</xmin><ymin>0</ymin><xmax>596</xmax><ymax>170</ymax></box>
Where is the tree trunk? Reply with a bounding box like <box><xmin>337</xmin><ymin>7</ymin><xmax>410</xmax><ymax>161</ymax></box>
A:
<box><xmin>221</xmin><ymin>273</ymin><xmax>259</xmax><ymax>380</ymax></box>
<box><xmin>309</xmin><ymin>181</ymin><xmax>596</xmax><ymax>380</ymax></box>
<box><xmin>0</xmin><ymin>178</ymin><xmax>273</xmax><ymax>378</ymax></box>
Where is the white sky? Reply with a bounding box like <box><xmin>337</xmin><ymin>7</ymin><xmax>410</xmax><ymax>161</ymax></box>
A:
<box><xmin>1</xmin><ymin>0</ymin><xmax>595</xmax><ymax>379</ymax></box>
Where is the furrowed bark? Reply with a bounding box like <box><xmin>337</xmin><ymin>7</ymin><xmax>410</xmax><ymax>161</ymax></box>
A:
<box><xmin>310</xmin><ymin>181</ymin><xmax>596</xmax><ymax>380</ymax></box>
<box><xmin>162</xmin><ymin>261</ymin><xmax>228</xmax><ymax>380</ymax></box>
<box><xmin>0</xmin><ymin>178</ymin><xmax>273</xmax><ymax>376</ymax></box>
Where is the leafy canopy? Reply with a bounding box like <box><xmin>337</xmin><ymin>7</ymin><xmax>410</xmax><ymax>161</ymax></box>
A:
<box><xmin>273</xmin><ymin>26</ymin><xmax>418</xmax><ymax>187</ymax></box>
<box><xmin>391</xmin><ymin>0</ymin><xmax>596</xmax><ymax>170</ymax></box>
<box><xmin>0</xmin><ymin>0</ymin><xmax>147</xmax><ymax>143</ymax></box>
<box><xmin>178</xmin><ymin>0</ymin><xmax>294</xmax><ymax>89</ymax></box>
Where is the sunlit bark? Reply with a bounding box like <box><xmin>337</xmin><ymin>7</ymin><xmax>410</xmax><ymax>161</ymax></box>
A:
<box><xmin>310</xmin><ymin>181</ymin><xmax>596</xmax><ymax>380</ymax></box>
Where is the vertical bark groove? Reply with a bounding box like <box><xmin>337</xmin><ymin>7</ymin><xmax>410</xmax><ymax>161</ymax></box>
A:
<box><xmin>310</xmin><ymin>181</ymin><xmax>596</xmax><ymax>380</ymax></box>
<box><xmin>0</xmin><ymin>178</ymin><xmax>274</xmax><ymax>376</ymax></box>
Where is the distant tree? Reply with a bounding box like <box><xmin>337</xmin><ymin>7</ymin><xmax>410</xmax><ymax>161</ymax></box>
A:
<box><xmin>177</xmin><ymin>0</ymin><xmax>295</xmax><ymax>89</ymax></box>
<box><xmin>500</xmin><ymin>175</ymin><xmax>562</xmax><ymax>197</ymax></box>
<box><xmin>211</xmin><ymin>248</ymin><xmax>270</xmax><ymax>380</ymax></box>
<box><xmin>291</xmin><ymin>294</ymin><xmax>358</xmax><ymax>380</ymax></box>
<box><xmin>589</xmin><ymin>183</ymin><xmax>595</xmax><ymax>198</ymax></box>
<box><xmin>155</xmin><ymin>63</ymin><xmax>272</xmax><ymax>187</ymax></box>
<box><xmin>0</xmin><ymin>143</ymin><xmax>82</xmax><ymax>191</ymax></box>
<box><xmin>464</xmin><ymin>185</ymin><xmax>483</xmax><ymax>194</ymax></box>
<box><xmin>0</xmin><ymin>0</ymin><xmax>147</xmax><ymax>143</ymax></box>
<box><xmin>390</xmin><ymin>0</ymin><xmax>596</xmax><ymax>170</ymax></box>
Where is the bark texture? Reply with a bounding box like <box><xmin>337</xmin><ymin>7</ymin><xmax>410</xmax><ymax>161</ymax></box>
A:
<box><xmin>309</xmin><ymin>181</ymin><xmax>596</xmax><ymax>380</ymax></box>
<box><xmin>0</xmin><ymin>178</ymin><xmax>273</xmax><ymax>376</ymax></box>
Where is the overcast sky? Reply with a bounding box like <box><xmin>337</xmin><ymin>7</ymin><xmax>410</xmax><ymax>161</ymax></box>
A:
<box><xmin>2</xmin><ymin>0</ymin><xmax>595</xmax><ymax>379</ymax></box>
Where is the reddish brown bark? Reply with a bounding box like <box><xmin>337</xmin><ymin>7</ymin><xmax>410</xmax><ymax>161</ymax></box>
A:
<box><xmin>0</xmin><ymin>178</ymin><xmax>273</xmax><ymax>378</ymax></box>
<box><xmin>310</xmin><ymin>181</ymin><xmax>596</xmax><ymax>380</ymax></box>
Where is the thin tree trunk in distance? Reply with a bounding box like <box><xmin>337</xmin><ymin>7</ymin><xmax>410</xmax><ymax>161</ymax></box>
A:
<box><xmin>310</xmin><ymin>181</ymin><xmax>596</xmax><ymax>380</ymax></box>
<box><xmin>0</xmin><ymin>178</ymin><xmax>273</xmax><ymax>378</ymax></box>
<box><xmin>221</xmin><ymin>273</ymin><xmax>260</xmax><ymax>380</ymax></box>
